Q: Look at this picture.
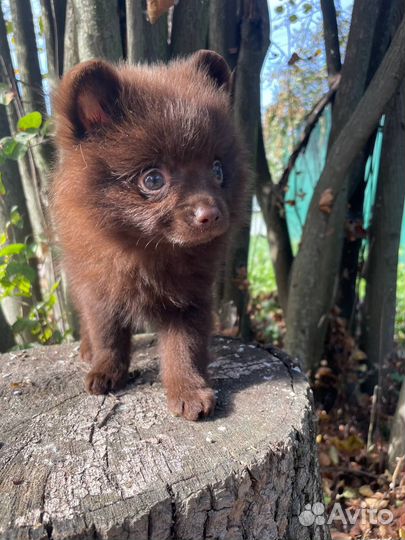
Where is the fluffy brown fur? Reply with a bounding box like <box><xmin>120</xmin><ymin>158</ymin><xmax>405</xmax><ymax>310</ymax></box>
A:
<box><xmin>52</xmin><ymin>50</ymin><xmax>248</xmax><ymax>421</ymax></box>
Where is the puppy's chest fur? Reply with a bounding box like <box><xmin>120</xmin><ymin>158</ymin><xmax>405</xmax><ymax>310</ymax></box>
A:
<box><xmin>82</xmin><ymin>240</ymin><xmax>220</xmax><ymax>322</ymax></box>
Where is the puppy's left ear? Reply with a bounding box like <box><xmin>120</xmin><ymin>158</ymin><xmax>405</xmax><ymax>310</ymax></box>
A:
<box><xmin>190</xmin><ymin>50</ymin><xmax>231</xmax><ymax>92</ymax></box>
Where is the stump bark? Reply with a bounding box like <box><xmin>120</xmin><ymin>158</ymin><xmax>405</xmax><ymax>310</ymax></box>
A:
<box><xmin>0</xmin><ymin>336</ymin><xmax>330</xmax><ymax>540</ymax></box>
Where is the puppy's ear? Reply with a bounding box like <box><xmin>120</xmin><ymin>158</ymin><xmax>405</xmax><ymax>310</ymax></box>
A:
<box><xmin>53</xmin><ymin>60</ymin><xmax>122</xmax><ymax>143</ymax></box>
<box><xmin>190</xmin><ymin>50</ymin><xmax>231</xmax><ymax>91</ymax></box>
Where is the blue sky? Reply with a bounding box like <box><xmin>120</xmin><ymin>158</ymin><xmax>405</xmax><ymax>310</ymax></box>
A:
<box><xmin>263</xmin><ymin>0</ymin><xmax>354</xmax><ymax>108</ymax></box>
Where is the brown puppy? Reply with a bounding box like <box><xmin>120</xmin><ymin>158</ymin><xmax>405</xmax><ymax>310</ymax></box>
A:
<box><xmin>52</xmin><ymin>51</ymin><xmax>248</xmax><ymax>421</ymax></box>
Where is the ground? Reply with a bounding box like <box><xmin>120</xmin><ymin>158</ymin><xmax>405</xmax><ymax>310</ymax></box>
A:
<box><xmin>248</xmin><ymin>235</ymin><xmax>405</xmax><ymax>540</ymax></box>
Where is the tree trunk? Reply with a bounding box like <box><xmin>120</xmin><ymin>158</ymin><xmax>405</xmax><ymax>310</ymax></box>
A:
<box><xmin>0</xmin><ymin>3</ymin><xmax>49</xmax><ymax>243</ymax></box>
<box><xmin>320</xmin><ymin>0</ymin><xmax>341</xmax><ymax>81</ymax></box>
<box><xmin>170</xmin><ymin>0</ymin><xmax>209</xmax><ymax>58</ymax></box>
<box><xmin>220</xmin><ymin>0</ymin><xmax>270</xmax><ymax>339</ymax></box>
<box><xmin>10</xmin><ymin>0</ymin><xmax>53</xmax><ymax>188</ymax></box>
<box><xmin>63</xmin><ymin>0</ymin><xmax>79</xmax><ymax>71</ymax></box>
<box><xmin>362</xmin><ymin>81</ymin><xmax>405</xmax><ymax>380</ymax></box>
<box><xmin>0</xmin><ymin>336</ymin><xmax>330</xmax><ymax>540</ymax></box>
<box><xmin>389</xmin><ymin>381</ymin><xmax>405</xmax><ymax>470</ymax></box>
<box><xmin>126</xmin><ymin>0</ymin><xmax>168</xmax><ymax>64</ymax></box>
<box><xmin>285</xmin><ymin>10</ymin><xmax>405</xmax><ymax>369</ymax></box>
<box><xmin>0</xmin><ymin>306</ymin><xmax>14</xmax><ymax>352</ymax></box>
<box><xmin>336</xmin><ymin>0</ymin><xmax>404</xmax><ymax>323</ymax></box>
<box><xmin>255</xmin><ymin>122</ymin><xmax>293</xmax><ymax>314</ymax></box>
<box><xmin>208</xmin><ymin>0</ymin><xmax>239</xmax><ymax>70</ymax></box>
<box><xmin>208</xmin><ymin>0</ymin><xmax>240</xmax><ymax>321</ymax></box>
<box><xmin>9</xmin><ymin>0</ymin><xmax>45</xmax><ymax>114</ymax></box>
<box><xmin>40</xmin><ymin>0</ymin><xmax>67</xmax><ymax>81</ymax></box>
<box><xmin>329</xmin><ymin>0</ymin><xmax>383</xmax><ymax>146</ymax></box>
<box><xmin>335</xmin><ymin>174</ymin><xmax>367</xmax><ymax>321</ymax></box>
<box><xmin>70</xmin><ymin>0</ymin><xmax>122</xmax><ymax>62</ymax></box>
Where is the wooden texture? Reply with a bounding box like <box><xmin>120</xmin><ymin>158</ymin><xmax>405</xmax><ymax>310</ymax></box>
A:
<box><xmin>0</xmin><ymin>337</ymin><xmax>329</xmax><ymax>540</ymax></box>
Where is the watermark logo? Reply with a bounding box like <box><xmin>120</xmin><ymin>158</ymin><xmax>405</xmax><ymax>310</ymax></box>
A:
<box><xmin>299</xmin><ymin>502</ymin><xmax>393</xmax><ymax>527</ymax></box>
<box><xmin>299</xmin><ymin>503</ymin><xmax>326</xmax><ymax>526</ymax></box>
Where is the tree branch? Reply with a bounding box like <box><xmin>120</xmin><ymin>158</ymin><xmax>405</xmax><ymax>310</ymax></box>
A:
<box><xmin>320</xmin><ymin>0</ymin><xmax>342</xmax><ymax>81</ymax></box>
<box><xmin>255</xmin><ymin>122</ymin><xmax>293</xmax><ymax>313</ymax></box>
<box><xmin>279</xmin><ymin>75</ymin><xmax>340</xmax><ymax>191</ymax></box>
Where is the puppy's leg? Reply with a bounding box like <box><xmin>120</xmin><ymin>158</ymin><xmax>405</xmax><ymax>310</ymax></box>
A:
<box><xmin>79</xmin><ymin>300</ymin><xmax>131</xmax><ymax>394</ymax></box>
<box><xmin>79</xmin><ymin>318</ymin><xmax>93</xmax><ymax>363</ymax></box>
<box><xmin>158</xmin><ymin>303</ymin><xmax>215</xmax><ymax>421</ymax></box>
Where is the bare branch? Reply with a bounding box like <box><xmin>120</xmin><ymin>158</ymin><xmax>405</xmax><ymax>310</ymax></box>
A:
<box><xmin>279</xmin><ymin>75</ymin><xmax>341</xmax><ymax>190</ymax></box>
<box><xmin>320</xmin><ymin>0</ymin><xmax>342</xmax><ymax>81</ymax></box>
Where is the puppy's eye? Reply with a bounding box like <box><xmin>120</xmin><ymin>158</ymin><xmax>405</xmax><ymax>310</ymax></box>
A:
<box><xmin>212</xmin><ymin>160</ymin><xmax>224</xmax><ymax>185</ymax></box>
<box><xmin>141</xmin><ymin>169</ymin><xmax>165</xmax><ymax>191</ymax></box>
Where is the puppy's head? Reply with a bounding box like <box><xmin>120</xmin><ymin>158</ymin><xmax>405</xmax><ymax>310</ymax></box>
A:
<box><xmin>54</xmin><ymin>51</ymin><xmax>245</xmax><ymax>248</ymax></box>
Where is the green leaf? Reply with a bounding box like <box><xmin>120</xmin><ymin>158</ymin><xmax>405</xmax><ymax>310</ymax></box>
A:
<box><xmin>46</xmin><ymin>292</ymin><xmax>56</xmax><ymax>309</ymax></box>
<box><xmin>0</xmin><ymin>172</ymin><xmax>5</xmax><ymax>196</ymax></box>
<box><xmin>0</xmin><ymin>243</ymin><xmax>27</xmax><ymax>256</ymax></box>
<box><xmin>0</xmin><ymin>233</ymin><xmax>6</xmax><ymax>245</ymax></box>
<box><xmin>5</xmin><ymin>20</ymin><xmax>13</xmax><ymax>34</ymax></box>
<box><xmin>49</xmin><ymin>280</ymin><xmax>61</xmax><ymax>294</ymax></box>
<box><xmin>303</xmin><ymin>3</ymin><xmax>312</xmax><ymax>13</ymax></box>
<box><xmin>0</xmin><ymin>137</ymin><xmax>28</xmax><ymax>161</ymax></box>
<box><xmin>12</xmin><ymin>318</ymin><xmax>40</xmax><ymax>334</ymax></box>
<box><xmin>275</xmin><ymin>5</ymin><xmax>284</xmax><ymax>13</ymax></box>
<box><xmin>9</xmin><ymin>206</ymin><xmax>23</xmax><ymax>228</ymax></box>
<box><xmin>17</xmin><ymin>111</ymin><xmax>43</xmax><ymax>132</ymax></box>
<box><xmin>40</xmin><ymin>326</ymin><xmax>53</xmax><ymax>343</ymax></box>
<box><xmin>6</xmin><ymin>262</ymin><xmax>36</xmax><ymax>284</ymax></box>
<box><xmin>0</xmin><ymin>272</ymin><xmax>32</xmax><ymax>298</ymax></box>
<box><xmin>289</xmin><ymin>14</ymin><xmax>298</xmax><ymax>23</ymax></box>
<box><xmin>38</xmin><ymin>15</ymin><xmax>44</xmax><ymax>36</ymax></box>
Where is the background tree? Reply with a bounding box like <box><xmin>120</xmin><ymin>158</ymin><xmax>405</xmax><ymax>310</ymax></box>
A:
<box><xmin>285</xmin><ymin>0</ymin><xmax>405</xmax><ymax>369</ymax></box>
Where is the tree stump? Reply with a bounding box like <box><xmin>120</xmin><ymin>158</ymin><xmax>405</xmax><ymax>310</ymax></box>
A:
<box><xmin>0</xmin><ymin>336</ymin><xmax>330</xmax><ymax>540</ymax></box>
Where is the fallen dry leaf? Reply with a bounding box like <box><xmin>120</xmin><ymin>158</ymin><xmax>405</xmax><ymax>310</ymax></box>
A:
<box><xmin>331</xmin><ymin>531</ymin><xmax>352</xmax><ymax>540</ymax></box>
<box><xmin>147</xmin><ymin>0</ymin><xmax>175</xmax><ymax>24</ymax></box>
<box><xmin>319</xmin><ymin>451</ymin><xmax>332</xmax><ymax>467</ymax></box>
<box><xmin>330</xmin><ymin>434</ymin><xmax>364</xmax><ymax>454</ymax></box>
<box><xmin>364</xmin><ymin>497</ymin><xmax>388</xmax><ymax>510</ymax></box>
<box><xmin>319</xmin><ymin>188</ymin><xmax>334</xmax><ymax>214</ymax></box>
<box><xmin>379</xmin><ymin>524</ymin><xmax>396</xmax><ymax>539</ymax></box>
<box><xmin>359</xmin><ymin>485</ymin><xmax>374</xmax><ymax>497</ymax></box>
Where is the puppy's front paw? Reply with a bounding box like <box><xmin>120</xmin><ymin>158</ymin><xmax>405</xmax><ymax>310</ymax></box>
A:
<box><xmin>85</xmin><ymin>365</ymin><xmax>128</xmax><ymax>394</ymax></box>
<box><xmin>167</xmin><ymin>385</ymin><xmax>216</xmax><ymax>421</ymax></box>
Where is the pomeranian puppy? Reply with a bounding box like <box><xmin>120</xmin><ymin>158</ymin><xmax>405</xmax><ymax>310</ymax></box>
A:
<box><xmin>52</xmin><ymin>50</ymin><xmax>247</xmax><ymax>420</ymax></box>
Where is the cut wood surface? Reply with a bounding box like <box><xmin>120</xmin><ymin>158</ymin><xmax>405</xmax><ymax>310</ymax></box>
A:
<box><xmin>0</xmin><ymin>336</ymin><xmax>330</xmax><ymax>540</ymax></box>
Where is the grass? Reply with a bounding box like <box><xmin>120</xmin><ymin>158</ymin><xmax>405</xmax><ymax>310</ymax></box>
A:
<box><xmin>248</xmin><ymin>235</ymin><xmax>277</xmax><ymax>297</ymax></box>
<box><xmin>248</xmin><ymin>235</ymin><xmax>405</xmax><ymax>345</ymax></box>
<box><xmin>396</xmin><ymin>262</ymin><xmax>405</xmax><ymax>343</ymax></box>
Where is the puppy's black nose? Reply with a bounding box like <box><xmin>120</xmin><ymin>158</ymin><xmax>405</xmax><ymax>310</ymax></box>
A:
<box><xmin>194</xmin><ymin>205</ymin><xmax>221</xmax><ymax>226</ymax></box>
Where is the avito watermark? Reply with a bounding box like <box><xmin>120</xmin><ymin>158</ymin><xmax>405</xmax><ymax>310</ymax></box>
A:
<box><xmin>299</xmin><ymin>502</ymin><xmax>393</xmax><ymax>527</ymax></box>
